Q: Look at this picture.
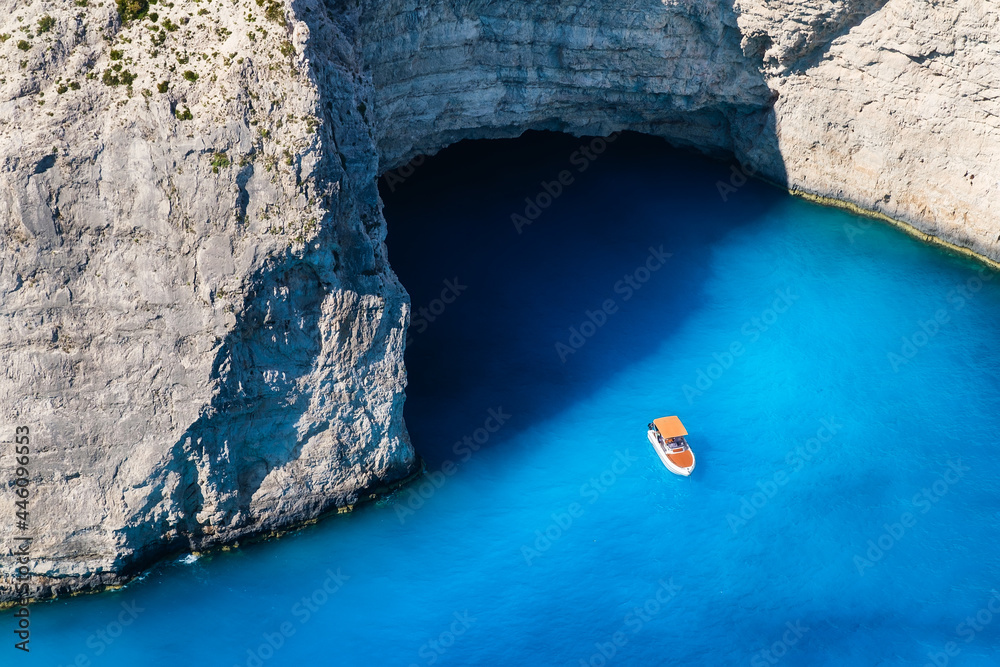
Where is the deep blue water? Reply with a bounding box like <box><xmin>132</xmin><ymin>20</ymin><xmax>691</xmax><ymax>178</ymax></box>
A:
<box><xmin>31</xmin><ymin>133</ymin><xmax>1000</xmax><ymax>666</ymax></box>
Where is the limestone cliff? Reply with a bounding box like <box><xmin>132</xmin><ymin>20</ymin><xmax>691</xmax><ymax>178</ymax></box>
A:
<box><xmin>360</xmin><ymin>0</ymin><xmax>774</xmax><ymax>169</ymax></box>
<box><xmin>738</xmin><ymin>0</ymin><xmax>1000</xmax><ymax>261</ymax></box>
<box><xmin>0</xmin><ymin>0</ymin><xmax>416</xmax><ymax>599</ymax></box>
<box><xmin>0</xmin><ymin>0</ymin><xmax>996</xmax><ymax>600</ymax></box>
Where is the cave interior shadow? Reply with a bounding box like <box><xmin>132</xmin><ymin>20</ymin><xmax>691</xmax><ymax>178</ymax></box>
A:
<box><xmin>381</xmin><ymin>131</ymin><xmax>785</xmax><ymax>467</ymax></box>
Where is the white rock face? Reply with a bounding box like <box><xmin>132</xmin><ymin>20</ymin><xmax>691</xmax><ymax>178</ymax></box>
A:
<box><xmin>0</xmin><ymin>0</ymin><xmax>416</xmax><ymax>598</ymax></box>
<box><xmin>740</xmin><ymin>0</ymin><xmax>1000</xmax><ymax>260</ymax></box>
<box><xmin>362</xmin><ymin>0</ymin><xmax>775</xmax><ymax>169</ymax></box>
<box><xmin>0</xmin><ymin>0</ymin><xmax>995</xmax><ymax>600</ymax></box>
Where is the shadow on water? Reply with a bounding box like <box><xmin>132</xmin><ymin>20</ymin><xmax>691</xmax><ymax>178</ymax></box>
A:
<box><xmin>381</xmin><ymin>131</ymin><xmax>784</xmax><ymax>466</ymax></box>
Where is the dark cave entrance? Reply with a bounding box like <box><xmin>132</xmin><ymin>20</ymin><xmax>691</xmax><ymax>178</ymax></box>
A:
<box><xmin>378</xmin><ymin>131</ymin><xmax>781</xmax><ymax>466</ymax></box>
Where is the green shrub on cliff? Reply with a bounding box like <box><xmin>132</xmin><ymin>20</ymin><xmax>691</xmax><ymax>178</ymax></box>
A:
<box><xmin>102</xmin><ymin>68</ymin><xmax>136</xmax><ymax>86</ymax></box>
<box><xmin>116</xmin><ymin>0</ymin><xmax>149</xmax><ymax>23</ymax></box>
<box><xmin>264</xmin><ymin>1</ymin><xmax>284</xmax><ymax>23</ymax></box>
<box><xmin>210</xmin><ymin>152</ymin><xmax>230</xmax><ymax>173</ymax></box>
<box><xmin>37</xmin><ymin>16</ymin><xmax>55</xmax><ymax>33</ymax></box>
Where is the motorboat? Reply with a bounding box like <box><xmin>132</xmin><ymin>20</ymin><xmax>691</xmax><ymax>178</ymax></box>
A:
<box><xmin>647</xmin><ymin>416</ymin><xmax>695</xmax><ymax>476</ymax></box>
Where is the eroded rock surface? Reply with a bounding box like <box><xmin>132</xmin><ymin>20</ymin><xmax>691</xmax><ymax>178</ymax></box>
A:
<box><xmin>0</xmin><ymin>0</ymin><xmax>415</xmax><ymax>598</ymax></box>
<box><xmin>744</xmin><ymin>0</ymin><xmax>1000</xmax><ymax>260</ymax></box>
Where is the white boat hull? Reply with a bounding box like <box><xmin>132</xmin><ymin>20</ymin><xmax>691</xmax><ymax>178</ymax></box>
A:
<box><xmin>647</xmin><ymin>430</ymin><xmax>695</xmax><ymax>476</ymax></box>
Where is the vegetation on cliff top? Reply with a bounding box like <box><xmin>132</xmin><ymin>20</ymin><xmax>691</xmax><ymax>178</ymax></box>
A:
<box><xmin>116</xmin><ymin>0</ymin><xmax>148</xmax><ymax>23</ymax></box>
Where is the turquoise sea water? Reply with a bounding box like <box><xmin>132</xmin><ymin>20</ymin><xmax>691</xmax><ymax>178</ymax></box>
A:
<box><xmin>31</xmin><ymin>133</ymin><xmax>1000</xmax><ymax>666</ymax></box>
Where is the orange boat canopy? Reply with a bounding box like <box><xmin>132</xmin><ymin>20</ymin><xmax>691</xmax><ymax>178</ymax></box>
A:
<box><xmin>653</xmin><ymin>416</ymin><xmax>688</xmax><ymax>439</ymax></box>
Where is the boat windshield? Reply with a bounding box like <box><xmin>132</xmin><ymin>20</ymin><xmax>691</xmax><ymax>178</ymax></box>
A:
<box><xmin>649</xmin><ymin>425</ymin><xmax>689</xmax><ymax>453</ymax></box>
